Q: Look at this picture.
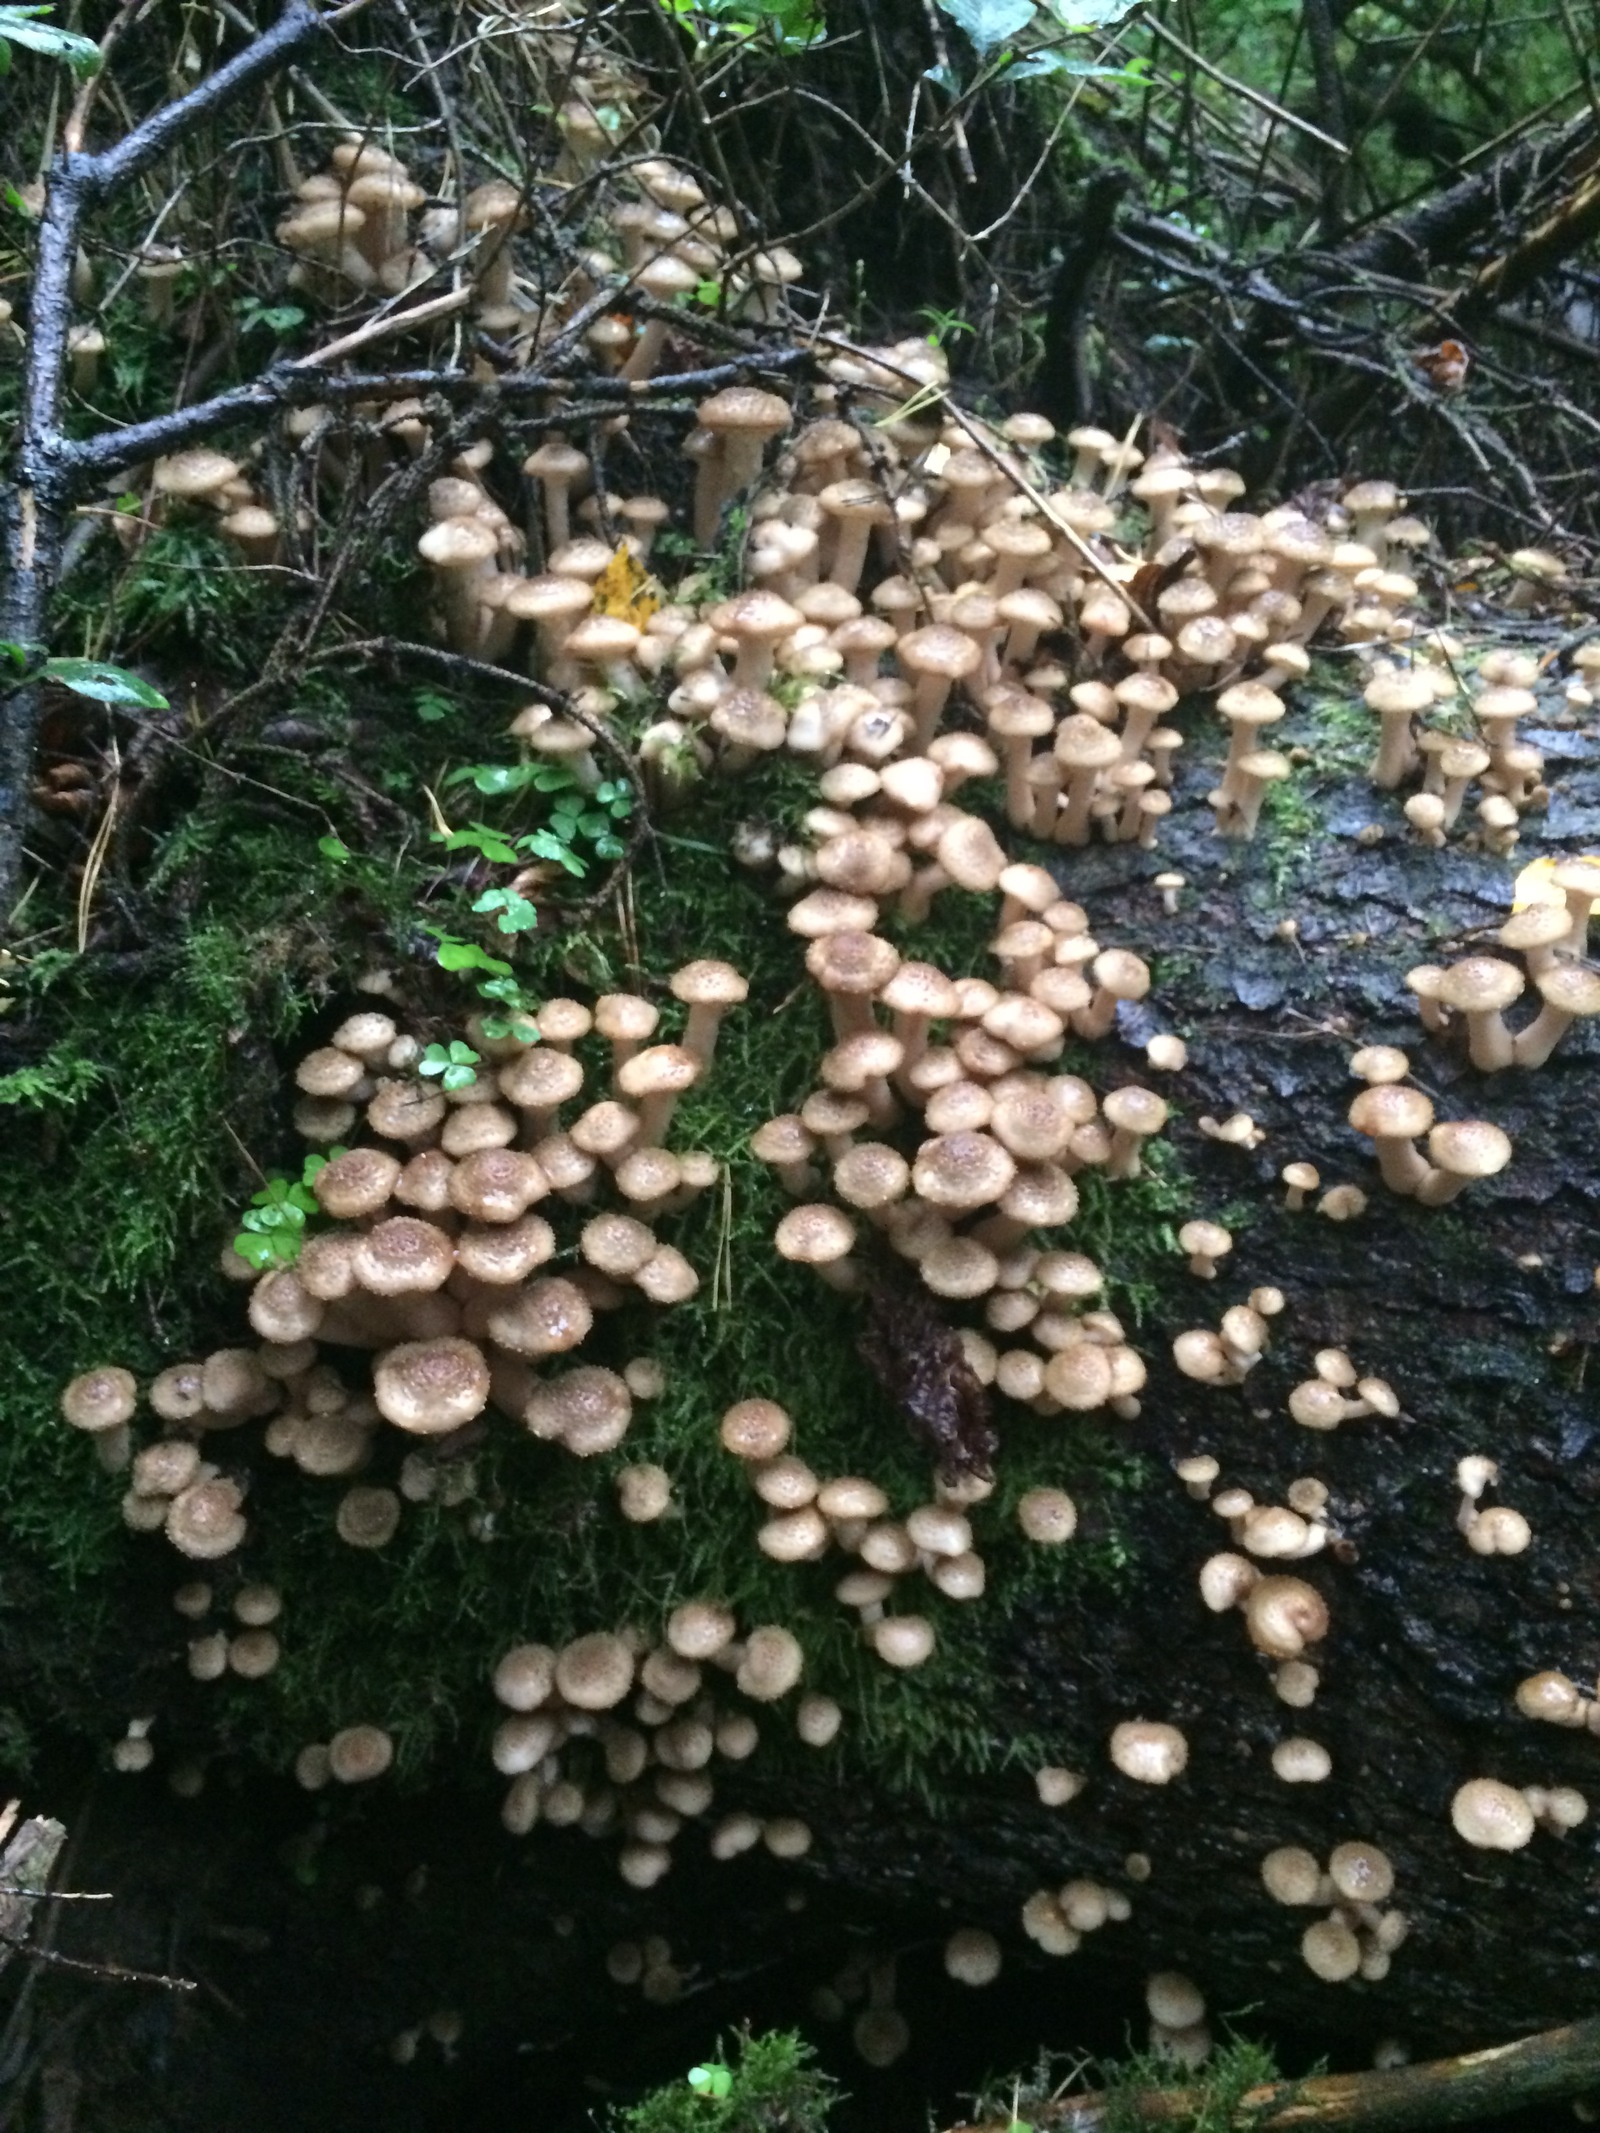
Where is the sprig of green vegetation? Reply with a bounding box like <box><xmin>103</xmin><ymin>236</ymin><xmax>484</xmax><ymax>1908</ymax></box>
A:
<box><xmin>233</xmin><ymin>1149</ymin><xmax>338</xmax><ymax>1271</ymax></box>
<box><xmin>610</xmin><ymin>2031</ymin><xmax>838</xmax><ymax>2132</ymax></box>
<box><xmin>419</xmin><ymin>1039</ymin><xmax>480</xmax><ymax>1092</ymax></box>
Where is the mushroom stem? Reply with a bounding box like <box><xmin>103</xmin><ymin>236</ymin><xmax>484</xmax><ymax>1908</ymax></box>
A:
<box><xmin>1513</xmin><ymin>1002</ymin><xmax>1579</xmax><ymax>1069</ymax></box>
<box><xmin>1371</xmin><ymin>1133</ymin><xmax>1430</xmax><ymax>1196</ymax></box>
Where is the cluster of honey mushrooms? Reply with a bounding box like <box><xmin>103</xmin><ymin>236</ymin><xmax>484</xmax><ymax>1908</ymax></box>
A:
<box><xmin>52</xmin><ymin>67</ymin><xmax>1597</xmax><ymax>2059</ymax></box>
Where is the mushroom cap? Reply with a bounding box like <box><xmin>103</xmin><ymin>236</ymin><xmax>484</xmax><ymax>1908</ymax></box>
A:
<box><xmin>1427</xmin><ymin>1119</ymin><xmax>1512</xmax><ymax>1181</ymax></box>
<box><xmin>373</xmin><ymin>1338</ymin><xmax>490</xmax><ymax>1434</ymax></box>
<box><xmin>1017</xmin><ymin>1486</ymin><xmax>1078</xmax><ymax>1544</ymax></box>
<box><xmin>669</xmin><ymin>958</ymin><xmax>750</xmax><ymax>1012</ymax></box>
<box><xmin>313</xmin><ymin>1146</ymin><xmax>402</xmax><ymax>1219</ymax></box>
<box><xmin>498</xmin><ymin>1047</ymin><xmax>585</xmax><ymax>1112</ymax></box>
<box><xmin>897</xmin><ymin>623</ymin><xmax>982</xmax><ymax>683</ymax></box>
<box><xmin>61</xmin><ymin>1365</ymin><xmax>137</xmax><ymax>1433</ymax></box>
<box><xmin>335</xmin><ymin>1485</ymin><xmax>402</xmax><ymax>1548</ymax></box>
<box><xmin>666</xmin><ymin>1600</ymin><xmax>737</xmax><ymax>1661</ymax></box>
<box><xmin>720</xmin><ymin>1398</ymin><xmax>791</xmax><ymax>1459</ymax></box>
<box><xmin>616</xmin><ymin>1043</ymin><xmax>701</xmax><ymax>1108</ymax></box>
<box><xmin>525</xmin><ymin>1366</ymin><xmax>632</xmax><ymax>1456</ymax></box>
<box><xmin>1301</xmin><ymin>1916</ymin><xmax>1361</xmax><ymax>1982</ymax></box>
<box><xmin>945</xmin><ymin>1927</ymin><xmax>1002</xmax><ymax>1987</ymax></box>
<box><xmin>448</xmin><ymin>1147</ymin><xmax>548</xmax><ymax>1223</ymax></box>
<box><xmin>1245</xmin><ymin>1575</ymin><xmax>1329</xmax><ymax>1657</ymax></box>
<box><xmin>153</xmin><ymin>448</ymin><xmax>244</xmax><ymax>498</ymax></box>
<box><xmin>736</xmin><ymin>1624</ymin><xmax>804</xmax><ymax>1699</ymax></box>
<box><xmin>774</xmin><ymin>1203</ymin><xmax>857</xmax><ymax>1266</ymax></box>
<box><xmin>1109</xmin><ymin>1720</ymin><xmax>1188</xmax><ymax>1784</ymax></box>
<box><xmin>1349</xmin><ymin>1044</ymin><xmax>1410</xmax><ymax>1085</ymax></box>
<box><xmin>1348</xmin><ymin>1084</ymin><xmax>1434</xmax><ymax>1141</ymax></box>
<box><xmin>1363</xmin><ymin>668</ymin><xmax>1434</xmax><ymax>715</ymax></box>
<box><xmin>1216</xmin><ymin>680</ymin><xmax>1285</xmax><ymax>729</ymax></box>
<box><xmin>696</xmin><ymin>386</ymin><xmax>792</xmax><ymax>437</ymax></box>
<box><xmin>1261</xmin><ymin>1845</ymin><xmax>1323</xmax><ymax>1904</ymax></box>
<box><xmin>869</xmin><ymin>1616</ymin><xmax>936</xmax><ymax>1669</ymax></box>
<box><xmin>1451</xmin><ymin>1777</ymin><xmax>1535</xmax><ymax>1850</ymax></box>
<box><xmin>555</xmin><ymin>1631</ymin><xmax>635</xmax><ymax>1711</ymax></box>
<box><xmin>418</xmin><ymin>516</ymin><xmax>498</xmax><ymax>568</ymax></box>
<box><xmin>166</xmin><ymin>1478</ymin><xmax>247</xmax><ymax>1560</ymax></box>
<box><xmin>1437</xmin><ymin>956</ymin><xmax>1525</xmax><ymax>1015</ymax></box>
<box><xmin>328</xmin><ymin>1724</ymin><xmax>395</xmax><ymax>1783</ymax></box>
<box><xmin>912</xmin><ymin>1131</ymin><xmax>1016</xmax><ymax>1210</ymax></box>
<box><xmin>486</xmin><ymin>1275</ymin><xmax>594</xmax><ymax>1358</ymax></box>
<box><xmin>1271</xmin><ymin>1735</ymin><xmax>1332</xmax><ymax>1782</ymax></box>
<box><xmin>1530</xmin><ymin>962</ymin><xmax>1600</xmax><ymax>1016</ymax></box>
<box><xmin>352</xmin><ymin>1216</ymin><xmax>455</xmax><ymax>1295</ymax></box>
<box><xmin>1328</xmin><ymin>1840</ymin><xmax>1394</xmax><ymax>1903</ymax></box>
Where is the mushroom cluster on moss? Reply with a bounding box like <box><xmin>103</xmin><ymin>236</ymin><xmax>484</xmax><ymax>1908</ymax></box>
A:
<box><xmin>57</xmin><ymin>987</ymin><xmax>734</xmax><ymax>1578</ymax></box>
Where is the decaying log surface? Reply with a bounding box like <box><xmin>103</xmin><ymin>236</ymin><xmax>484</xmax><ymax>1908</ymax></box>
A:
<box><xmin>953</xmin><ymin>2012</ymin><xmax>1600</xmax><ymax>2131</ymax></box>
<box><xmin>0</xmin><ymin>1802</ymin><xmax>67</xmax><ymax>1977</ymax></box>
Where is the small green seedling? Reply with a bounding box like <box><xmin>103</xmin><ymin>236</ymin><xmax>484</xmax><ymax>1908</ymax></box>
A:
<box><xmin>686</xmin><ymin>2064</ymin><xmax>733</xmax><ymax>2099</ymax></box>
<box><xmin>419</xmin><ymin>1040</ymin><xmax>480</xmax><ymax>1092</ymax></box>
<box><xmin>233</xmin><ymin>1150</ymin><xmax>338</xmax><ymax>1271</ymax></box>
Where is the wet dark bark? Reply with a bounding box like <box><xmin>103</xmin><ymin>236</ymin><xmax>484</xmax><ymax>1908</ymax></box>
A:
<box><xmin>793</xmin><ymin>673</ymin><xmax>1600</xmax><ymax>2057</ymax></box>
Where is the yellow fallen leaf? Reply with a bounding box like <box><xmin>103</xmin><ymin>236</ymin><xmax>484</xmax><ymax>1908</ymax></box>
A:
<box><xmin>1512</xmin><ymin>854</ymin><xmax>1600</xmax><ymax>909</ymax></box>
<box><xmin>592</xmin><ymin>543</ymin><xmax>661</xmax><ymax>628</ymax></box>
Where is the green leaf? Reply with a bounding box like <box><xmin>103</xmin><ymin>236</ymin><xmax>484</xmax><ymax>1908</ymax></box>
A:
<box><xmin>687</xmin><ymin>2065</ymin><xmax>733</xmax><ymax>2099</ymax></box>
<box><xmin>317</xmin><ymin>834</ymin><xmax>351</xmax><ymax>863</ymax></box>
<box><xmin>1039</xmin><ymin>0</ymin><xmax>1141</xmax><ymax>24</ymax></box>
<box><xmin>413</xmin><ymin>688</ymin><xmax>455</xmax><ymax>724</ymax></box>
<box><xmin>233</xmin><ymin>1231</ymin><xmax>283</xmax><ymax>1272</ymax></box>
<box><xmin>452</xmin><ymin>762</ymin><xmax>540</xmax><ymax>796</ymax></box>
<box><xmin>431</xmin><ymin>822</ymin><xmax>520</xmax><ymax>865</ymax></box>
<box><xmin>434</xmin><ymin>936</ymin><xmax>513</xmax><ymax>977</ymax></box>
<box><xmin>472</xmin><ymin>887</ymin><xmax>539</xmax><ymax>934</ymax></box>
<box><xmin>932</xmin><ymin>0</ymin><xmax>1033</xmax><ymax>52</ymax></box>
<box><xmin>40</xmin><ymin>658</ymin><xmax>167</xmax><ymax>710</ymax></box>
<box><xmin>0</xmin><ymin>7</ymin><xmax>102</xmax><ymax>77</ymax></box>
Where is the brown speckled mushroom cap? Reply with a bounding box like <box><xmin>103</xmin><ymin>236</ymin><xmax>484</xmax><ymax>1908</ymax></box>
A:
<box><xmin>1422</xmin><ymin>1120</ymin><xmax>1512</xmax><ymax>1203</ymax></box>
<box><xmin>61</xmin><ymin>1365</ymin><xmax>137</xmax><ymax>1434</ymax></box>
<box><xmin>492</xmin><ymin>1643</ymin><xmax>556</xmax><ymax>1711</ymax></box>
<box><xmin>456</xmin><ymin>1214</ymin><xmax>556</xmax><ymax>1285</ymax></box>
<box><xmin>774</xmin><ymin>1202</ymin><xmax>857</xmax><ymax>1267</ymax></box>
<box><xmin>912</xmin><ymin>1131</ymin><xmax>1016</xmax><ymax>1211</ymax></box>
<box><xmin>720</xmin><ymin>1398</ymin><xmax>791</xmax><ymax>1459</ymax></box>
<box><xmin>580</xmin><ymin>1211</ymin><xmax>659</xmax><ymax>1279</ymax></box>
<box><xmin>1451</xmin><ymin>1776</ymin><xmax>1534</xmax><ymax>1850</ymax></box>
<box><xmin>166</xmin><ymin>1477</ymin><xmax>247</xmax><ymax>1560</ymax></box>
<box><xmin>736</xmin><ymin>1625</ymin><xmax>804</xmax><ymax>1700</ymax></box>
<box><xmin>786</xmin><ymin>888</ymin><xmax>880</xmax><ymax>939</ymax></box>
<box><xmin>335</xmin><ymin>1485</ymin><xmax>402</xmax><ymax>1549</ymax></box>
<box><xmin>351</xmin><ymin>1217</ymin><xmax>455</xmax><ymax>1295</ymax></box>
<box><xmin>486</xmin><ymin>1276</ymin><xmax>594</xmax><ymax>1359</ymax></box>
<box><xmin>498</xmin><ymin>1047</ymin><xmax>585</xmax><ymax>1113</ymax></box>
<box><xmin>554</xmin><ymin>1630</ymin><xmax>635</xmax><ymax>1710</ymax></box>
<box><xmin>374</xmin><ymin>1337</ymin><xmax>490</xmax><ymax>1434</ymax></box>
<box><xmin>448</xmin><ymin>1148</ymin><xmax>548</xmax><ymax>1223</ymax></box>
<box><xmin>367</xmin><ymin>1079</ymin><xmax>447</xmax><ymax>1143</ymax></box>
<box><xmin>525</xmin><ymin>1366</ymin><xmax>632</xmax><ymax>1456</ymax></box>
<box><xmin>314</xmin><ymin>1147</ymin><xmax>402</xmax><ymax>1219</ymax></box>
<box><xmin>1348</xmin><ymin>1082</ymin><xmax>1434</xmax><ymax>1144</ymax></box>
<box><xmin>328</xmin><ymin>1724</ymin><xmax>394</xmax><ymax>1783</ymax></box>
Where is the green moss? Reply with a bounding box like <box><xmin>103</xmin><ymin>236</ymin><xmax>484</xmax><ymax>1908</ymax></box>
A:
<box><xmin>607</xmin><ymin>2029</ymin><xmax>839</xmax><ymax>2133</ymax></box>
<box><xmin>976</xmin><ymin>2033</ymin><xmax>1289</xmax><ymax>2133</ymax></box>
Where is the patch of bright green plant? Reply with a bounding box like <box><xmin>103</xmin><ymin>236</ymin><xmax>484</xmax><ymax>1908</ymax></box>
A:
<box><xmin>0</xmin><ymin>5</ymin><xmax>100</xmax><ymax>78</ymax></box>
<box><xmin>233</xmin><ymin>1149</ymin><xmax>340</xmax><ymax>1272</ymax></box>
<box><xmin>442</xmin><ymin>760</ymin><xmax>633</xmax><ymax>879</ymax></box>
<box><xmin>610</xmin><ymin>2031</ymin><xmax>838</xmax><ymax>2133</ymax></box>
<box><xmin>0</xmin><ymin>639</ymin><xmax>168</xmax><ymax>711</ymax></box>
